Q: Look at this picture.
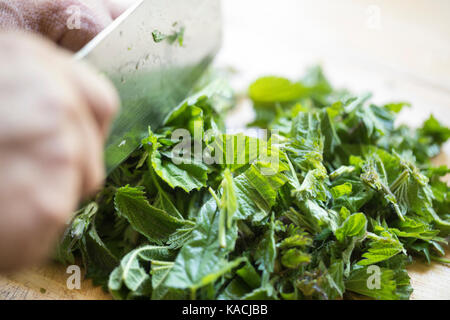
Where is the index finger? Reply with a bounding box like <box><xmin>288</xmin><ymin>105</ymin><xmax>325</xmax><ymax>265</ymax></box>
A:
<box><xmin>67</xmin><ymin>60</ymin><xmax>120</xmax><ymax>140</ymax></box>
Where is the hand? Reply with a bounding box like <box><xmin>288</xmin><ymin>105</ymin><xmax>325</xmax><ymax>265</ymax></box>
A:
<box><xmin>0</xmin><ymin>0</ymin><xmax>135</xmax><ymax>51</ymax></box>
<box><xmin>0</xmin><ymin>32</ymin><xmax>119</xmax><ymax>271</ymax></box>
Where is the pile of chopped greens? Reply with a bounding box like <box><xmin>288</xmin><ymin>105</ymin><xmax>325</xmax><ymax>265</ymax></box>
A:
<box><xmin>56</xmin><ymin>67</ymin><xmax>450</xmax><ymax>300</ymax></box>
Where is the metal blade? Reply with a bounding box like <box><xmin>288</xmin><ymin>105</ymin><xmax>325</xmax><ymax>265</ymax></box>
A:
<box><xmin>75</xmin><ymin>0</ymin><xmax>222</xmax><ymax>173</ymax></box>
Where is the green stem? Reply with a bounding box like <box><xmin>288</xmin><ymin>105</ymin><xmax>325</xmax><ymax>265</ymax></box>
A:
<box><xmin>208</xmin><ymin>187</ymin><xmax>221</xmax><ymax>206</ymax></box>
<box><xmin>219</xmin><ymin>208</ymin><xmax>227</xmax><ymax>248</ymax></box>
<box><xmin>330</xmin><ymin>166</ymin><xmax>355</xmax><ymax>180</ymax></box>
<box><xmin>389</xmin><ymin>170</ymin><xmax>409</xmax><ymax>192</ymax></box>
<box><xmin>208</xmin><ymin>187</ymin><xmax>226</xmax><ymax>248</ymax></box>
<box><xmin>190</xmin><ymin>288</ymin><xmax>197</xmax><ymax>300</ymax></box>
<box><xmin>430</xmin><ymin>255</ymin><xmax>450</xmax><ymax>264</ymax></box>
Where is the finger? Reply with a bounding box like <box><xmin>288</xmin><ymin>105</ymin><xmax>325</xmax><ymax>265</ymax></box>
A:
<box><xmin>71</xmin><ymin>99</ymin><xmax>106</xmax><ymax>196</ymax></box>
<box><xmin>22</xmin><ymin>32</ymin><xmax>120</xmax><ymax>136</ymax></box>
<box><xmin>0</xmin><ymin>145</ymin><xmax>77</xmax><ymax>271</ymax></box>
<box><xmin>30</xmin><ymin>36</ymin><xmax>109</xmax><ymax>195</ymax></box>
<box><xmin>36</xmin><ymin>0</ymin><xmax>113</xmax><ymax>51</ymax></box>
<box><xmin>67</xmin><ymin>60</ymin><xmax>120</xmax><ymax>140</ymax></box>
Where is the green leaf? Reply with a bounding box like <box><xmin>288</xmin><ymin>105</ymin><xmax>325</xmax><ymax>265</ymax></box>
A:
<box><xmin>331</xmin><ymin>182</ymin><xmax>353</xmax><ymax>199</ymax></box>
<box><xmin>234</xmin><ymin>159</ymin><xmax>288</xmax><ymax>222</ymax></box>
<box><xmin>334</xmin><ymin>213</ymin><xmax>367</xmax><ymax>242</ymax></box>
<box><xmin>357</xmin><ymin>233</ymin><xmax>404</xmax><ymax>266</ymax></box>
<box><xmin>345</xmin><ymin>266</ymin><xmax>398</xmax><ymax>300</ymax></box>
<box><xmin>164</xmin><ymin>199</ymin><xmax>240</xmax><ymax>290</ymax></box>
<box><xmin>286</xmin><ymin>112</ymin><xmax>325</xmax><ymax>172</ymax></box>
<box><xmin>254</xmin><ymin>218</ymin><xmax>277</xmax><ymax>273</ymax></box>
<box><xmin>281</xmin><ymin>248</ymin><xmax>311</xmax><ymax>268</ymax></box>
<box><xmin>249</xmin><ymin>76</ymin><xmax>307</xmax><ymax>104</ymax></box>
<box><xmin>221</xmin><ymin>169</ymin><xmax>238</xmax><ymax>231</ymax></box>
<box><xmin>419</xmin><ymin>114</ymin><xmax>450</xmax><ymax>145</ymax></box>
<box><xmin>115</xmin><ymin>186</ymin><xmax>193</xmax><ymax>243</ymax></box>
<box><xmin>320</xmin><ymin>260</ymin><xmax>345</xmax><ymax>299</ymax></box>
<box><xmin>108</xmin><ymin>245</ymin><xmax>172</xmax><ymax>299</ymax></box>
<box><xmin>391</xmin><ymin>216</ymin><xmax>440</xmax><ymax>241</ymax></box>
<box><xmin>144</xmin><ymin>128</ymin><xmax>209</xmax><ymax>193</ymax></box>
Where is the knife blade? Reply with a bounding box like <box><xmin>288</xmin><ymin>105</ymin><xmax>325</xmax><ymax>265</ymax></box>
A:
<box><xmin>75</xmin><ymin>0</ymin><xmax>222</xmax><ymax>173</ymax></box>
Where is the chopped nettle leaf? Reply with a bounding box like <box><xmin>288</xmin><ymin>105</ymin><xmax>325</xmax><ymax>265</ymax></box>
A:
<box><xmin>56</xmin><ymin>67</ymin><xmax>449</xmax><ymax>300</ymax></box>
<box><xmin>152</xmin><ymin>25</ymin><xmax>185</xmax><ymax>46</ymax></box>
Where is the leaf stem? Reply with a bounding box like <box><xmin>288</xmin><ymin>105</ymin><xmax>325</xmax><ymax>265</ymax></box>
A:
<box><xmin>208</xmin><ymin>187</ymin><xmax>227</xmax><ymax>248</ymax></box>
<box><xmin>430</xmin><ymin>255</ymin><xmax>450</xmax><ymax>264</ymax></box>
<box><xmin>389</xmin><ymin>169</ymin><xmax>409</xmax><ymax>192</ymax></box>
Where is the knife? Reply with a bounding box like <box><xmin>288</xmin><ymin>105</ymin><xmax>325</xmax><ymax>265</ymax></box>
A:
<box><xmin>75</xmin><ymin>0</ymin><xmax>222</xmax><ymax>173</ymax></box>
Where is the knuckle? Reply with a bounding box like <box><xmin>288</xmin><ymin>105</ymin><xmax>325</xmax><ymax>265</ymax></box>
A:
<box><xmin>36</xmin><ymin>201</ymin><xmax>71</xmax><ymax>228</ymax></box>
<box><xmin>40</xmin><ymin>89</ymin><xmax>79</xmax><ymax>120</ymax></box>
<box><xmin>42</xmin><ymin>135</ymin><xmax>79</xmax><ymax>168</ymax></box>
<box><xmin>99</xmin><ymin>84</ymin><xmax>120</xmax><ymax>120</ymax></box>
<box><xmin>86</xmin><ymin>161</ymin><xmax>105</xmax><ymax>192</ymax></box>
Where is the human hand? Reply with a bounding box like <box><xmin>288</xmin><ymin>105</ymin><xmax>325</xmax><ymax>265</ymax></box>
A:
<box><xmin>0</xmin><ymin>0</ymin><xmax>136</xmax><ymax>51</ymax></box>
<box><xmin>0</xmin><ymin>32</ymin><xmax>119</xmax><ymax>271</ymax></box>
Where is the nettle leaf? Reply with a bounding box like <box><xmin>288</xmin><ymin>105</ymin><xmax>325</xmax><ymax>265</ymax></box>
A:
<box><xmin>164</xmin><ymin>199</ymin><xmax>241</xmax><ymax>291</ymax></box>
<box><xmin>419</xmin><ymin>114</ymin><xmax>450</xmax><ymax>145</ymax></box>
<box><xmin>360</xmin><ymin>154</ymin><xmax>405</xmax><ymax>220</ymax></box>
<box><xmin>331</xmin><ymin>175</ymin><xmax>374</xmax><ymax>213</ymax></box>
<box><xmin>81</xmin><ymin>222</ymin><xmax>119</xmax><ymax>286</ymax></box>
<box><xmin>286</xmin><ymin>112</ymin><xmax>325</xmax><ymax>172</ymax></box>
<box><xmin>345</xmin><ymin>266</ymin><xmax>398</xmax><ymax>300</ymax></box>
<box><xmin>165</xmin><ymin>104</ymin><xmax>204</xmax><ymax>137</ymax></box>
<box><xmin>319</xmin><ymin>260</ymin><xmax>345</xmax><ymax>300</ymax></box>
<box><xmin>279</xmin><ymin>233</ymin><xmax>312</xmax><ymax>249</ymax></box>
<box><xmin>293</xmin><ymin>167</ymin><xmax>328</xmax><ymax>202</ymax></box>
<box><xmin>234</xmin><ymin>159</ymin><xmax>289</xmax><ymax>222</ymax></box>
<box><xmin>213</xmin><ymin>169</ymin><xmax>239</xmax><ymax>248</ymax></box>
<box><xmin>249</xmin><ymin>76</ymin><xmax>307</xmax><ymax>104</ymax></box>
<box><xmin>151</xmin><ymin>151</ymin><xmax>209</xmax><ymax>193</ymax></box>
<box><xmin>357</xmin><ymin>232</ymin><xmax>404</xmax><ymax>266</ymax></box>
<box><xmin>236</xmin><ymin>262</ymin><xmax>262</xmax><ymax>289</ymax></box>
<box><xmin>115</xmin><ymin>186</ymin><xmax>194</xmax><ymax>243</ymax></box>
<box><xmin>254</xmin><ymin>218</ymin><xmax>276</xmax><ymax>273</ymax></box>
<box><xmin>383</xmin><ymin>102</ymin><xmax>411</xmax><ymax>113</ymax></box>
<box><xmin>221</xmin><ymin>169</ymin><xmax>238</xmax><ymax>230</ymax></box>
<box><xmin>281</xmin><ymin>248</ymin><xmax>311</xmax><ymax>268</ymax></box>
<box><xmin>151</xmin><ymin>260</ymin><xmax>174</xmax><ymax>289</ymax></box>
<box><xmin>334</xmin><ymin>213</ymin><xmax>367</xmax><ymax>243</ymax></box>
<box><xmin>150</xmin><ymin>260</ymin><xmax>187</xmax><ymax>300</ymax></box>
<box><xmin>108</xmin><ymin>245</ymin><xmax>172</xmax><ymax>299</ymax></box>
<box><xmin>292</xmin><ymin>199</ymin><xmax>341</xmax><ymax>233</ymax></box>
<box><xmin>149</xmin><ymin>170</ymin><xmax>184</xmax><ymax>220</ymax></box>
<box><xmin>331</xmin><ymin>182</ymin><xmax>353</xmax><ymax>199</ymax></box>
<box><xmin>144</xmin><ymin>128</ymin><xmax>209</xmax><ymax>193</ymax></box>
<box><xmin>320</xmin><ymin>104</ymin><xmax>342</xmax><ymax>158</ymax></box>
<box><xmin>390</xmin><ymin>216</ymin><xmax>440</xmax><ymax>241</ymax></box>
<box><xmin>380</xmin><ymin>255</ymin><xmax>413</xmax><ymax>300</ymax></box>
<box><xmin>211</xmin><ymin>133</ymin><xmax>262</xmax><ymax>172</ymax></box>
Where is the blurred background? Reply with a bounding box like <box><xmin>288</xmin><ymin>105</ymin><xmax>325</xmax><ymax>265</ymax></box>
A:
<box><xmin>217</xmin><ymin>0</ymin><xmax>450</xmax><ymax>154</ymax></box>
